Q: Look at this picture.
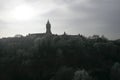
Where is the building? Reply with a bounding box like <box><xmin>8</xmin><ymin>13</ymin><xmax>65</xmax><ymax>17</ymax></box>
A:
<box><xmin>46</xmin><ymin>20</ymin><xmax>52</xmax><ymax>35</ymax></box>
<box><xmin>27</xmin><ymin>20</ymin><xmax>52</xmax><ymax>38</ymax></box>
<box><xmin>27</xmin><ymin>20</ymin><xmax>83</xmax><ymax>39</ymax></box>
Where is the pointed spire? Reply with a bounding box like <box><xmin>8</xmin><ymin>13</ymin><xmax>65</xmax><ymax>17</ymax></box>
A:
<box><xmin>46</xmin><ymin>19</ymin><xmax>52</xmax><ymax>35</ymax></box>
<box><xmin>63</xmin><ymin>32</ymin><xmax>67</xmax><ymax>35</ymax></box>
<box><xmin>47</xmin><ymin>19</ymin><xmax>50</xmax><ymax>24</ymax></box>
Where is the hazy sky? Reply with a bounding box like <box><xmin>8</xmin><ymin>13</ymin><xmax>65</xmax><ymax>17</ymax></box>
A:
<box><xmin>0</xmin><ymin>0</ymin><xmax>120</xmax><ymax>39</ymax></box>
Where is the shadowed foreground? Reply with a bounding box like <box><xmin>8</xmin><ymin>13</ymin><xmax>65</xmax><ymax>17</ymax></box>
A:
<box><xmin>0</xmin><ymin>34</ymin><xmax>120</xmax><ymax>80</ymax></box>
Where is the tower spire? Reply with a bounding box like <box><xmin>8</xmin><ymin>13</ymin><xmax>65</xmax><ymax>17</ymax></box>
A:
<box><xmin>47</xmin><ymin>20</ymin><xmax>50</xmax><ymax>24</ymax></box>
<box><xmin>46</xmin><ymin>20</ymin><xmax>52</xmax><ymax>35</ymax></box>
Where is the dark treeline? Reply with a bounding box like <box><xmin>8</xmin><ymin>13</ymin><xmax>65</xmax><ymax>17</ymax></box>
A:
<box><xmin>0</xmin><ymin>34</ymin><xmax>120</xmax><ymax>80</ymax></box>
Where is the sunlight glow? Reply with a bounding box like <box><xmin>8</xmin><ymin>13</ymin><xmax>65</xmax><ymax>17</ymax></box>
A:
<box><xmin>12</xmin><ymin>4</ymin><xmax>37</xmax><ymax>21</ymax></box>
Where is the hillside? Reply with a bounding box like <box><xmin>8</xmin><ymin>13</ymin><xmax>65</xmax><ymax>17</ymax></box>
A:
<box><xmin>0</xmin><ymin>34</ymin><xmax>120</xmax><ymax>80</ymax></box>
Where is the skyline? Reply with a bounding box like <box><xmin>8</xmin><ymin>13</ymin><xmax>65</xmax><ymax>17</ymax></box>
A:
<box><xmin>0</xmin><ymin>0</ymin><xmax>120</xmax><ymax>40</ymax></box>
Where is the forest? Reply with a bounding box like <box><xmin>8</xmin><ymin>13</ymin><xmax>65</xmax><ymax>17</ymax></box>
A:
<box><xmin>0</xmin><ymin>34</ymin><xmax>120</xmax><ymax>80</ymax></box>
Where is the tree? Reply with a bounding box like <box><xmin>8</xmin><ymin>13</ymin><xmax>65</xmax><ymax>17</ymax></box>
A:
<box><xmin>73</xmin><ymin>69</ymin><xmax>92</xmax><ymax>80</ymax></box>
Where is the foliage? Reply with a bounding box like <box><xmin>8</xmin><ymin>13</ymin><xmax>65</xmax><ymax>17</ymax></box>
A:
<box><xmin>73</xmin><ymin>69</ymin><xmax>92</xmax><ymax>80</ymax></box>
<box><xmin>0</xmin><ymin>34</ymin><xmax>119</xmax><ymax>80</ymax></box>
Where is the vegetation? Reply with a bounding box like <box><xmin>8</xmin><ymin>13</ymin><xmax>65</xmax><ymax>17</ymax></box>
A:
<box><xmin>0</xmin><ymin>34</ymin><xmax>120</xmax><ymax>80</ymax></box>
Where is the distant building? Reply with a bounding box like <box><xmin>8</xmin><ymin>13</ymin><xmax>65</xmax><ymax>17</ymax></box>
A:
<box><xmin>27</xmin><ymin>20</ymin><xmax>52</xmax><ymax>37</ymax></box>
<box><xmin>15</xmin><ymin>34</ymin><xmax>23</xmax><ymax>38</ymax></box>
<box><xmin>27</xmin><ymin>20</ymin><xmax>83</xmax><ymax>39</ymax></box>
<box><xmin>46</xmin><ymin>20</ymin><xmax>52</xmax><ymax>35</ymax></box>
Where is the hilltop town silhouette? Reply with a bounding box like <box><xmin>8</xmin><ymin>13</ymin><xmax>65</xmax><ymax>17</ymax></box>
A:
<box><xmin>0</xmin><ymin>20</ymin><xmax>120</xmax><ymax>80</ymax></box>
<box><xmin>25</xmin><ymin>20</ymin><xmax>84</xmax><ymax>39</ymax></box>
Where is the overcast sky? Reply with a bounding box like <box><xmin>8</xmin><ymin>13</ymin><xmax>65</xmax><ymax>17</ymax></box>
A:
<box><xmin>0</xmin><ymin>0</ymin><xmax>120</xmax><ymax>40</ymax></box>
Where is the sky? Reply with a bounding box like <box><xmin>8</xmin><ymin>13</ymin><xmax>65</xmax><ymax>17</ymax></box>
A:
<box><xmin>0</xmin><ymin>0</ymin><xmax>120</xmax><ymax>40</ymax></box>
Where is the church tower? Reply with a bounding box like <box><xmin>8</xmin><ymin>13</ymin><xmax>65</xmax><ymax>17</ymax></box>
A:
<box><xmin>46</xmin><ymin>20</ymin><xmax>52</xmax><ymax>35</ymax></box>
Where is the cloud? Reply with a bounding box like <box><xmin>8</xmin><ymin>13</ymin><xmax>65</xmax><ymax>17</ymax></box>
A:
<box><xmin>42</xmin><ymin>0</ymin><xmax>120</xmax><ymax>39</ymax></box>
